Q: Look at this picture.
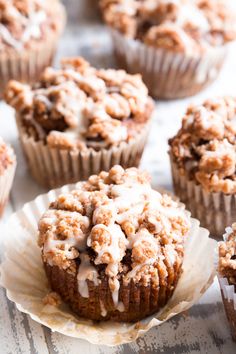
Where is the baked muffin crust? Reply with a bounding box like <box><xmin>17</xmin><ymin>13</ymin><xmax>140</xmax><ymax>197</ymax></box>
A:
<box><xmin>5</xmin><ymin>57</ymin><xmax>154</xmax><ymax>151</ymax></box>
<box><xmin>39</xmin><ymin>165</ymin><xmax>190</xmax><ymax>321</ymax></box>
<box><xmin>169</xmin><ymin>97</ymin><xmax>236</xmax><ymax>194</ymax></box>
<box><xmin>101</xmin><ymin>0</ymin><xmax>236</xmax><ymax>52</ymax></box>
<box><xmin>0</xmin><ymin>0</ymin><xmax>64</xmax><ymax>52</ymax></box>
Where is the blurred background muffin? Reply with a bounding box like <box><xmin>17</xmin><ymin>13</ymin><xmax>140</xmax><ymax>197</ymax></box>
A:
<box><xmin>0</xmin><ymin>0</ymin><xmax>66</xmax><ymax>96</ymax></box>
<box><xmin>169</xmin><ymin>96</ymin><xmax>236</xmax><ymax>238</ymax></box>
<box><xmin>100</xmin><ymin>0</ymin><xmax>236</xmax><ymax>99</ymax></box>
<box><xmin>4</xmin><ymin>57</ymin><xmax>154</xmax><ymax>189</ymax></box>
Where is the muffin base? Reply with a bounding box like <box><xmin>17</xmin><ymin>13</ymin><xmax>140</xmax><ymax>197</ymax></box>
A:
<box><xmin>44</xmin><ymin>256</ymin><xmax>182</xmax><ymax>322</ymax></box>
<box><xmin>0</xmin><ymin>4</ymin><xmax>66</xmax><ymax>96</ymax></box>
<box><xmin>170</xmin><ymin>157</ymin><xmax>235</xmax><ymax>239</ymax></box>
<box><xmin>16</xmin><ymin>116</ymin><xmax>152</xmax><ymax>189</ymax></box>
<box><xmin>218</xmin><ymin>276</ymin><xmax>236</xmax><ymax>342</ymax></box>
<box><xmin>111</xmin><ymin>29</ymin><xmax>227</xmax><ymax>100</ymax></box>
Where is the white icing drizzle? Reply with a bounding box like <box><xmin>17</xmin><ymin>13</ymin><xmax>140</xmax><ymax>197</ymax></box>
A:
<box><xmin>0</xmin><ymin>0</ymin><xmax>47</xmax><ymax>50</ymax></box>
<box><xmin>99</xmin><ymin>300</ymin><xmax>107</xmax><ymax>317</ymax></box>
<box><xmin>77</xmin><ymin>254</ymin><xmax>100</xmax><ymax>298</ymax></box>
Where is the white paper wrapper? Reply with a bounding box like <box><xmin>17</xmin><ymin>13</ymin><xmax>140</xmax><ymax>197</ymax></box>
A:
<box><xmin>110</xmin><ymin>29</ymin><xmax>227</xmax><ymax>99</ymax></box>
<box><xmin>0</xmin><ymin>160</ymin><xmax>16</xmax><ymax>217</ymax></box>
<box><xmin>0</xmin><ymin>3</ymin><xmax>66</xmax><ymax>96</ymax></box>
<box><xmin>16</xmin><ymin>116</ymin><xmax>151</xmax><ymax>189</ymax></box>
<box><xmin>170</xmin><ymin>157</ymin><xmax>235</xmax><ymax>239</ymax></box>
<box><xmin>0</xmin><ymin>184</ymin><xmax>216</xmax><ymax>346</ymax></box>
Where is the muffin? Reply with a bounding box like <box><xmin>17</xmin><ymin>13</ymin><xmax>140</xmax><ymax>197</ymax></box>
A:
<box><xmin>101</xmin><ymin>0</ymin><xmax>236</xmax><ymax>99</ymax></box>
<box><xmin>169</xmin><ymin>96</ymin><xmax>236</xmax><ymax>238</ymax></box>
<box><xmin>218</xmin><ymin>224</ymin><xmax>236</xmax><ymax>341</ymax></box>
<box><xmin>0</xmin><ymin>137</ymin><xmax>16</xmax><ymax>216</ymax></box>
<box><xmin>0</xmin><ymin>0</ymin><xmax>66</xmax><ymax>95</ymax></box>
<box><xmin>4</xmin><ymin>57</ymin><xmax>154</xmax><ymax>189</ymax></box>
<box><xmin>38</xmin><ymin>165</ymin><xmax>190</xmax><ymax>322</ymax></box>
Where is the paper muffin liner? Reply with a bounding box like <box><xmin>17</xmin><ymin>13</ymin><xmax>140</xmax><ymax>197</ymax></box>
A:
<box><xmin>110</xmin><ymin>29</ymin><xmax>227</xmax><ymax>99</ymax></box>
<box><xmin>16</xmin><ymin>116</ymin><xmax>151</xmax><ymax>189</ymax></box>
<box><xmin>0</xmin><ymin>160</ymin><xmax>16</xmax><ymax>217</ymax></box>
<box><xmin>0</xmin><ymin>4</ymin><xmax>66</xmax><ymax>96</ymax></box>
<box><xmin>218</xmin><ymin>276</ymin><xmax>236</xmax><ymax>342</ymax></box>
<box><xmin>0</xmin><ymin>184</ymin><xmax>216</xmax><ymax>346</ymax></box>
<box><xmin>170</xmin><ymin>157</ymin><xmax>235</xmax><ymax>239</ymax></box>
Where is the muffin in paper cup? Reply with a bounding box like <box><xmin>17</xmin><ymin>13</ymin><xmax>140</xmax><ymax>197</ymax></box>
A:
<box><xmin>218</xmin><ymin>225</ymin><xmax>236</xmax><ymax>341</ymax></box>
<box><xmin>0</xmin><ymin>138</ymin><xmax>16</xmax><ymax>217</ymax></box>
<box><xmin>0</xmin><ymin>0</ymin><xmax>66</xmax><ymax>96</ymax></box>
<box><xmin>101</xmin><ymin>0</ymin><xmax>236</xmax><ymax>99</ymax></box>
<box><xmin>5</xmin><ymin>57</ymin><xmax>154</xmax><ymax>189</ymax></box>
<box><xmin>0</xmin><ymin>171</ymin><xmax>216</xmax><ymax>345</ymax></box>
<box><xmin>169</xmin><ymin>96</ymin><xmax>236</xmax><ymax>239</ymax></box>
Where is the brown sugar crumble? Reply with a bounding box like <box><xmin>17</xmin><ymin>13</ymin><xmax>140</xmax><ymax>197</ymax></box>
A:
<box><xmin>169</xmin><ymin>97</ymin><xmax>236</xmax><ymax>194</ymax></box>
<box><xmin>219</xmin><ymin>224</ymin><xmax>236</xmax><ymax>287</ymax></box>
<box><xmin>0</xmin><ymin>0</ymin><xmax>64</xmax><ymax>52</ymax></box>
<box><xmin>101</xmin><ymin>0</ymin><xmax>236</xmax><ymax>53</ymax></box>
<box><xmin>38</xmin><ymin>165</ymin><xmax>190</xmax><ymax>314</ymax></box>
<box><xmin>5</xmin><ymin>57</ymin><xmax>154</xmax><ymax>150</ymax></box>
<box><xmin>0</xmin><ymin>137</ymin><xmax>15</xmax><ymax>175</ymax></box>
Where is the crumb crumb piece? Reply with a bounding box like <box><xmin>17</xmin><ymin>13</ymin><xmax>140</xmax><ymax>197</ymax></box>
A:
<box><xmin>43</xmin><ymin>292</ymin><xmax>62</xmax><ymax>307</ymax></box>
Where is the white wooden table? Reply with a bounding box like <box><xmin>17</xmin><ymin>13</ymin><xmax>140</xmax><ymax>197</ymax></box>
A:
<box><xmin>0</xmin><ymin>1</ymin><xmax>236</xmax><ymax>353</ymax></box>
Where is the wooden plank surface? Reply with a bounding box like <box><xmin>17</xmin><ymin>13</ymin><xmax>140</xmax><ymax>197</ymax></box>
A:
<box><xmin>0</xmin><ymin>0</ymin><xmax>236</xmax><ymax>353</ymax></box>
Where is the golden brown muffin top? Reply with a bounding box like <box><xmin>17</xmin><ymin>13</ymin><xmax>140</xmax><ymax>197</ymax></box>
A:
<box><xmin>169</xmin><ymin>97</ymin><xmax>236</xmax><ymax>194</ymax></box>
<box><xmin>0</xmin><ymin>137</ymin><xmax>15</xmax><ymax>175</ymax></box>
<box><xmin>0</xmin><ymin>0</ymin><xmax>64</xmax><ymax>51</ymax></box>
<box><xmin>219</xmin><ymin>224</ymin><xmax>236</xmax><ymax>286</ymax></box>
<box><xmin>101</xmin><ymin>0</ymin><xmax>236</xmax><ymax>53</ymax></box>
<box><xmin>5</xmin><ymin>57</ymin><xmax>154</xmax><ymax>150</ymax></box>
<box><xmin>38</xmin><ymin>165</ymin><xmax>190</xmax><ymax>308</ymax></box>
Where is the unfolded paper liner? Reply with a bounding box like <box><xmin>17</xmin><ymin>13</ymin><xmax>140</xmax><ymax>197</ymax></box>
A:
<box><xmin>0</xmin><ymin>4</ymin><xmax>66</xmax><ymax>96</ymax></box>
<box><xmin>16</xmin><ymin>116</ymin><xmax>151</xmax><ymax>189</ymax></box>
<box><xmin>0</xmin><ymin>184</ymin><xmax>216</xmax><ymax>346</ymax></box>
<box><xmin>218</xmin><ymin>276</ymin><xmax>236</xmax><ymax>342</ymax></box>
<box><xmin>0</xmin><ymin>160</ymin><xmax>16</xmax><ymax>217</ymax></box>
<box><xmin>110</xmin><ymin>29</ymin><xmax>227</xmax><ymax>100</ymax></box>
<box><xmin>170</xmin><ymin>156</ymin><xmax>235</xmax><ymax>239</ymax></box>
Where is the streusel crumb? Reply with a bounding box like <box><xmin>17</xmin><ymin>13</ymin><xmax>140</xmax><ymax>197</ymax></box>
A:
<box><xmin>169</xmin><ymin>97</ymin><xmax>236</xmax><ymax>194</ymax></box>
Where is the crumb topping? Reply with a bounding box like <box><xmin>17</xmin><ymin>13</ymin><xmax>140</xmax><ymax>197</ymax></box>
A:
<box><xmin>0</xmin><ymin>137</ymin><xmax>15</xmax><ymax>175</ymax></box>
<box><xmin>101</xmin><ymin>0</ymin><xmax>236</xmax><ymax>53</ymax></box>
<box><xmin>0</xmin><ymin>0</ymin><xmax>64</xmax><ymax>51</ymax></box>
<box><xmin>38</xmin><ymin>165</ymin><xmax>190</xmax><ymax>308</ymax></box>
<box><xmin>42</xmin><ymin>291</ymin><xmax>62</xmax><ymax>306</ymax></box>
<box><xmin>5</xmin><ymin>57</ymin><xmax>154</xmax><ymax>150</ymax></box>
<box><xmin>219</xmin><ymin>223</ymin><xmax>236</xmax><ymax>286</ymax></box>
<box><xmin>169</xmin><ymin>97</ymin><xmax>236</xmax><ymax>194</ymax></box>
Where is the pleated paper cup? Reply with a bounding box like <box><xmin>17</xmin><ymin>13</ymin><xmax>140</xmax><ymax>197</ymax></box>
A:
<box><xmin>218</xmin><ymin>276</ymin><xmax>236</xmax><ymax>342</ymax></box>
<box><xmin>0</xmin><ymin>4</ymin><xmax>66</xmax><ymax>96</ymax></box>
<box><xmin>0</xmin><ymin>160</ymin><xmax>16</xmax><ymax>217</ymax></box>
<box><xmin>0</xmin><ymin>184</ymin><xmax>216</xmax><ymax>346</ymax></box>
<box><xmin>110</xmin><ymin>29</ymin><xmax>227</xmax><ymax>100</ymax></box>
<box><xmin>16</xmin><ymin>116</ymin><xmax>151</xmax><ymax>189</ymax></box>
<box><xmin>170</xmin><ymin>156</ymin><xmax>235</xmax><ymax>239</ymax></box>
